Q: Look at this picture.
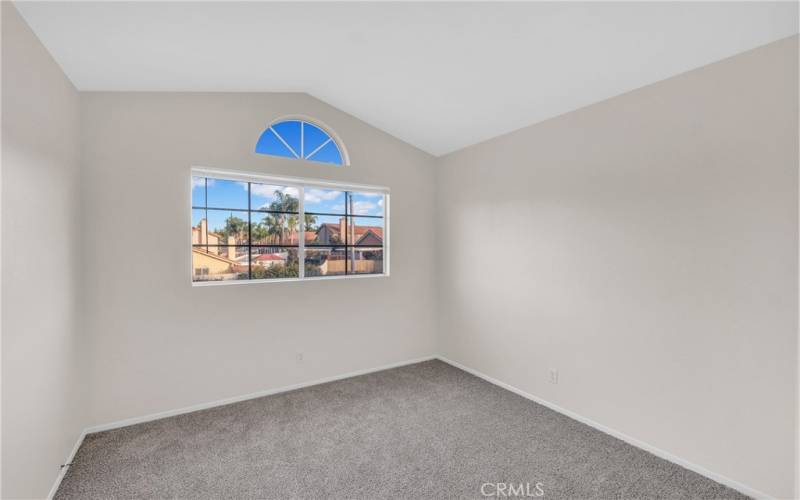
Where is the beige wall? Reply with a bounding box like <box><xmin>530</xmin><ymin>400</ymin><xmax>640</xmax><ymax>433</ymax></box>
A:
<box><xmin>80</xmin><ymin>91</ymin><xmax>438</xmax><ymax>427</ymax></box>
<box><xmin>1</xmin><ymin>3</ymin><xmax>86</xmax><ymax>498</ymax></box>
<box><xmin>436</xmin><ymin>36</ymin><xmax>799</xmax><ymax>499</ymax></box>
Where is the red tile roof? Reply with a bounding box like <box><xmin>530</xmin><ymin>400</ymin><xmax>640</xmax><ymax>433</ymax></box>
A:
<box><xmin>320</xmin><ymin>223</ymin><xmax>384</xmax><ymax>241</ymax></box>
<box><xmin>253</xmin><ymin>253</ymin><xmax>286</xmax><ymax>261</ymax></box>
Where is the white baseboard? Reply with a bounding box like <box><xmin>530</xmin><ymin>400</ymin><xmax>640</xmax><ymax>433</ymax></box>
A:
<box><xmin>435</xmin><ymin>355</ymin><xmax>774</xmax><ymax>500</ymax></box>
<box><xmin>47</xmin><ymin>429</ymin><xmax>87</xmax><ymax>500</ymax></box>
<box><xmin>51</xmin><ymin>354</ymin><xmax>773</xmax><ymax>500</ymax></box>
<box><xmin>85</xmin><ymin>355</ymin><xmax>435</xmax><ymax>434</ymax></box>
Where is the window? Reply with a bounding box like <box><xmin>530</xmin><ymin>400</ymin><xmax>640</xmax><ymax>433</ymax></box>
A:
<box><xmin>255</xmin><ymin>118</ymin><xmax>348</xmax><ymax>166</ymax></box>
<box><xmin>191</xmin><ymin>169</ymin><xmax>388</xmax><ymax>284</ymax></box>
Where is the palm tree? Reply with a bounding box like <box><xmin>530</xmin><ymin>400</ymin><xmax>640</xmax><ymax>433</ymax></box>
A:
<box><xmin>251</xmin><ymin>221</ymin><xmax>268</xmax><ymax>242</ymax></box>
<box><xmin>222</xmin><ymin>214</ymin><xmax>248</xmax><ymax>244</ymax></box>
<box><xmin>261</xmin><ymin>190</ymin><xmax>317</xmax><ymax>244</ymax></box>
<box><xmin>262</xmin><ymin>212</ymin><xmax>288</xmax><ymax>244</ymax></box>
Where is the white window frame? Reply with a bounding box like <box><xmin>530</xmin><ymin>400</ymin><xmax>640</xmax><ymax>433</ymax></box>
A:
<box><xmin>190</xmin><ymin>166</ymin><xmax>390</xmax><ymax>286</ymax></box>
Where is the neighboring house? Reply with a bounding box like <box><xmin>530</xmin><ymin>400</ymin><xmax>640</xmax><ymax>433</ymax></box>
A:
<box><xmin>192</xmin><ymin>218</ymin><xmax>242</xmax><ymax>278</ymax></box>
<box><xmin>192</xmin><ymin>216</ymin><xmax>382</xmax><ymax>278</ymax></box>
<box><xmin>252</xmin><ymin>253</ymin><xmax>287</xmax><ymax>268</ymax></box>
<box><xmin>192</xmin><ymin>247</ymin><xmax>244</xmax><ymax>279</ymax></box>
<box><xmin>313</xmin><ymin>218</ymin><xmax>383</xmax><ymax>246</ymax></box>
<box><xmin>192</xmin><ymin>218</ymin><xmax>224</xmax><ymax>247</ymax></box>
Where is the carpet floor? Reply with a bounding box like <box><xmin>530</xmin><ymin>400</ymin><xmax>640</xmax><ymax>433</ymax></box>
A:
<box><xmin>56</xmin><ymin>360</ymin><xmax>748</xmax><ymax>499</ymax></box>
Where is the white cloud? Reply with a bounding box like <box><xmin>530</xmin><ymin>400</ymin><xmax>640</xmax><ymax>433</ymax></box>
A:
<box><xmin>351</xmin><ymin>201</ymin><xmax>378</xmax><ymax>215</ymax></box>
<box><xmin>305</xmin><ymin>189</ymin><xmax>342</xmax><ymax>204</ymax></box>
<box><xmin>326</xmin><ymin>199</ymin><xmax>383</xmax><ymax>215</ymax></box>
<box><xmin>192</xmin><ymin>177</ymin><xmax>214</xmax><ymax>188</ymax></box>
<box><xmin>246</xmin><ymin>183</ymin><xmax>299</xmax><ymax>199</ymax></box>
<box><xmin>220</xmin><ymin>183</ymin><xmax>383</xmax><ymax>215</ymax></box>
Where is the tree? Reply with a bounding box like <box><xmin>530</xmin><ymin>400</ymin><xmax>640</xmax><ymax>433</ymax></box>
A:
<box><xmin>246</xmin><ymin>262</ymin><xmax>321</xmax><ymax>279</ymax></box>
<box><xmin>258</xmin><ymin>190</ymin><xmax>317</xmax><ymax>244</ymax></box>
<box><xmin>215</xmin><ymin>214</ymin><xmax>247</xmax><ymax>243</ymax></box>
<box><xmin>250</xmin><ymin>221</ymin><xmax>268</xmax><ymax>242</ymax></box>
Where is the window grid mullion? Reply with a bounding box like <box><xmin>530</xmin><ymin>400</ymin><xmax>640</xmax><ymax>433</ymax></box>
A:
<box><xmin>299</xmin><ymin>185</ymin><xmax>305</xmax><ymax>279</ymax></box>
<box><xmin>304</xmin><ymin>211</ymin><xmax>382</xmax><ymax>219</ymax></box>
<box><xmin>304</xmin><ymin>137</ymin><xmax>331</xmax><ymax>162</ymax></box>
<box><xmin>194</xmin><ymin>207</ymin><xmax>299</xmax><ymax>216</ymax></box>
<box><xmin>198</xmin><ymin>244</ymin><xmax>376</xmax><ymax>248</ymax></box>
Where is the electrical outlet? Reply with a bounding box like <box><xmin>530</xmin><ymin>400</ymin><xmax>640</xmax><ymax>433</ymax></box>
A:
<box><xmin>296</xmin><ymin>352</ymin><xmax>304</xmax><ymax>363</ymax></box>
<box><xmin>549</xmin><ymin>369</ymin><xmax>558</xmax><ymax>384</ymax></box>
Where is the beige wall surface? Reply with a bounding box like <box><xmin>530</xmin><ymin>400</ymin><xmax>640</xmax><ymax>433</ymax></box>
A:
<box><xmin>436</xmin><ymin>36</ymin><xmax>798</xmax><ymax>499</ymax></box>
<box><xmin>1</xmin><ymin>3</ymin><xmax>86</xmax><ymax>498</ymax></box>
<box><xmin>79</xmin><ymin>92</ymin><xmax>438</xmax><ymax>427</ymax></box>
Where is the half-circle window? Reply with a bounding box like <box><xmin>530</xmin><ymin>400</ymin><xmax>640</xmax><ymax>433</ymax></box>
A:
<box><xmin>255</xmin><ymin>118</ymin><xmax>347</xmax><ymax>166</ymax></box>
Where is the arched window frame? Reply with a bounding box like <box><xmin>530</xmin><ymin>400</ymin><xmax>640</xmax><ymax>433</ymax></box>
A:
<box><xmin>256</xmin><ymin>115</ymin><xmax>350</xmax><ymax>167</ymax></box>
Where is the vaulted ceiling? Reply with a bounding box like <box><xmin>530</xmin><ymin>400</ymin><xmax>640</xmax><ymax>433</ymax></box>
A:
<box><xmin>15</xmin><ymin>1</ymin><xmax>798</xmax><ymax>156</ymax></box>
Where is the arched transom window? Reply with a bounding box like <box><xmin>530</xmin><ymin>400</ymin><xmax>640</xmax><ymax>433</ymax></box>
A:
<box><xmin>256</xmin><ymin>118</ymin><xmax>347</xmax><ymax>166</ymax></box>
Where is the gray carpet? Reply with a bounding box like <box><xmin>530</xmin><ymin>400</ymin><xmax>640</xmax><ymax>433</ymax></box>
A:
<box><xmin>56</xmin><ymin>360</ymin><xmax>747</xmax><ymax>499</ymax></box>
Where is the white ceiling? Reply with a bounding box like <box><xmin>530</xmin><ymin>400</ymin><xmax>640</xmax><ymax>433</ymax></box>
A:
<box><xmin>15</xmin><ymin>1</ymin><xmax>799</xmax><ymax>156</ymax></box>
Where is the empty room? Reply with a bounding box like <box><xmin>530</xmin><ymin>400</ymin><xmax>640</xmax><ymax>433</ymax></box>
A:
<box><xmin>2</xmin><ymin>1</ymin><xmax>798</xmax><ymax>499</ymax></box>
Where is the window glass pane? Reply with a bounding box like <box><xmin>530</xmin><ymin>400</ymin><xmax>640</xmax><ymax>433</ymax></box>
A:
<box><xmin>192</xmin><ymin>173</ymin><xmax>387</xmax><ymax>284</ymax></box>
<box><xmin>302</xmin><ymin>122</ymin><xmax>330</xmax><ymax>158</ymax></box>
<box><xmin>304</xmin><ymin>188</ymin><xmax>345</xmax><ymax>215</ymax></box>
<box><xmin>347</xmin><ymin>217</ymin><xmax>385</xmax><ymax>246</ymax></box>
<box><xmin>306</xmin><ymin>140</ymin><xmax>342</xmax><ymax>165</ymax></box>
<box><xmin>207</xmin><ymin>209</ymin><xmax>249</xmax><ymax>246</ymax></box>
<box><xmin>251</xmin><ymin>247</ymin><xmax>299</xmax><ymax>279</ymax></box>
<box><xmin>255</xmin><ymin>128</ymin><xmax>295</xmax><ymax>159</ymax></box>
<box><xmin>251</xmin><ymin>183</ymin><xmax>299</xmax><ymax>212</ymax></box>
<box><xmin>191</xmin><ymin>176</ymin><xmax>206</xmax><ymax>207</ymax></box>
<box><xmin>305</xmin><ymin>247</ymin><xmax>347</xmax><ymax>276</ymax></box>
<box><xmin>192</xmin><ymin>246</ymin><xmax>249</xmax><ymax>282</ymax></box>
<box><xmin>349</xmin><ymin>247</ymin><xmax>384</xmax><ymax>275</ymax></box>
<box><xmin>348</xmin><ymin>192</ymin><xmax>384</xmax><ymax>217</ymax></box>
<box><xmin>207</xmin><ymin>178</ymin><xmax>248</xmax><ymax>209</ymax></box>
<box><xmin>251</xmin><ymin>212</ymin><xmax>301</xmax><ymax>245</ymax></box>
<box><xmin>305</xmin><ymin>215</ymin><xmax>346</xmax><ymax>246</ymax></box>
<box><xmin>192</xmin><ymin>209</ymin><xmax>207</xmax><ymax>245</ymax></box>
<box><xmin>271</xmin><ymin>121</ymin><xmax>301</xmax><ymax>157</ymax></box>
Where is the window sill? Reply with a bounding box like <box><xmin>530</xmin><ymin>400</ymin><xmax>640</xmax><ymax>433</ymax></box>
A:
<box><xmin>191</xmin><ymin>273</ymin><xmax>389</xmax><ymax>287</ymax></box>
